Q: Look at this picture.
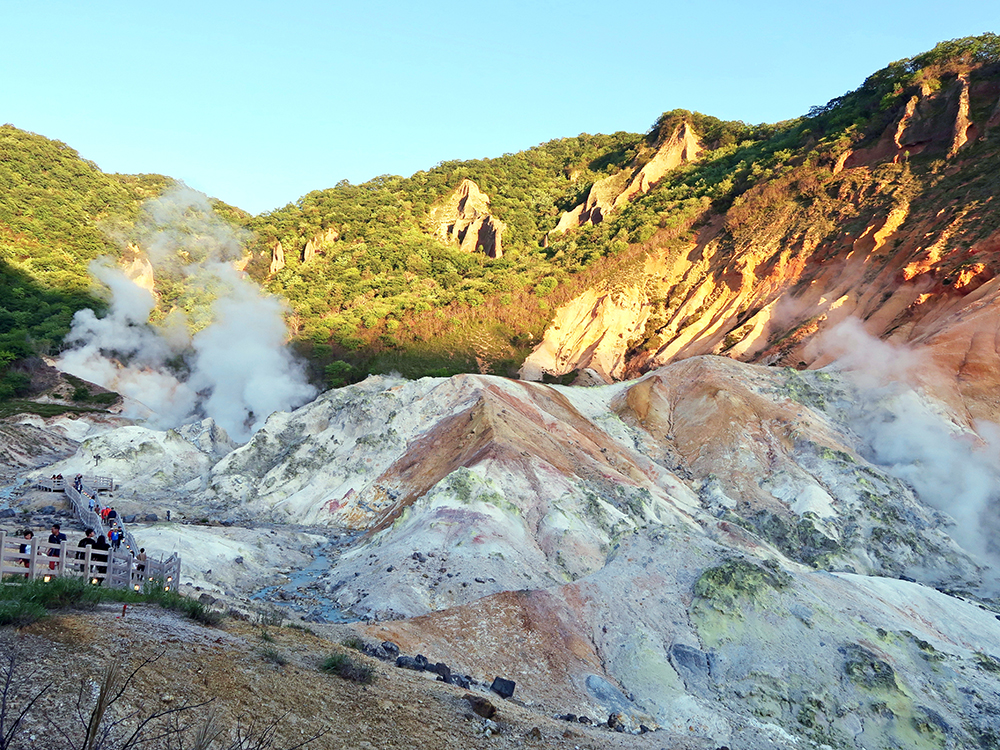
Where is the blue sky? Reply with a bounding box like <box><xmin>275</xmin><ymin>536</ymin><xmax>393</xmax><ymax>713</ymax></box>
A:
<box><xmin>4</xmin><ymin>1</ymin><xmax>997</xmax><ymax>214</ymax></box>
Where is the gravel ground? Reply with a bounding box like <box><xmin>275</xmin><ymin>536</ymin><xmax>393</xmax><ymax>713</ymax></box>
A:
<box><xmin>2</xmin><ymin>604</ymin><xmax>712</xmax><ymax>750</ymax></box>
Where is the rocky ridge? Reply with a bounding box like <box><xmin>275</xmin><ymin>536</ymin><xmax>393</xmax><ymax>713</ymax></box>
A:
<box><xmin>553</xmin><ymin>121</ymin><xmax>702</xmax><ymax>233</ymax></box>
<box><xmin>429</xmin><ymin>179</ymin><xmax>506</xmax><ymax>259</ymax></box>
<box><xmin>524</xmin><ymin>62</ymin><xmax>1000</xmax><ymax>423</ymax></box>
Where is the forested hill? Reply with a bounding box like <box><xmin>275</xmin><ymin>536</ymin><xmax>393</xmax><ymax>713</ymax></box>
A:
<box><xmin>0</xmin><ymin>125</ymin><xmax>246</xmax><ymax>401</ymax></box>
<box><xmin>3</xmin><ymin>33</ymin><xmax>1000</xmax><ymax>402</ymax></box>
<box><xmin>0</xmin><ymin>126</ymin><xmax>160</xmax><ymax>397</ymax></box>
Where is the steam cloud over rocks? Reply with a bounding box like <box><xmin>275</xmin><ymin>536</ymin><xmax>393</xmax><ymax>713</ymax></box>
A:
<box><xmin>59</xmin><ymin>186</ymin><xmax>316</xmax><ymax>442</ymax></box>
<box><xmin>814</xmin><ymin>317</ymin><xmax>1000</xmax><ymax>580</ymax></box>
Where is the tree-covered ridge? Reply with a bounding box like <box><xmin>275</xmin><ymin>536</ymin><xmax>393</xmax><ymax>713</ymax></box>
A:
<box><xmin>0</xmin><ymin>125</ymin><xmax>175</xmax><ymax>395</ymax></box>
<box><xmin>247</xmin><ymin>34</ymin><xmax>1000</xmax><ymax>385</ymax></box>
<box><xmin>0</xmin><ymin>125</ymin><xmax>172</xmax><ymax>292</ymax></box>
<box><xmin>4</xmin><ymin>34</ymin><xmax>999</xmax><ymax>395</ymax></box>
<box><xmin>246</xmin><ymin>131</ymin><xmax>654</xmax><ymax>378</ymax></box>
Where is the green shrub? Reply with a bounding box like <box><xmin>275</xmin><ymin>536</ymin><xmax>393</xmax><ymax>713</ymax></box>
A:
<box><xmin>321</xmin><ymin>652</ymin><xmax>376</xmax><ymax>684</ymax></box>
<box><xmin>0</xmin><ymin>599</ymin><xmax>47</xmax><ymax>627</ymax></box>
<box><xmin>260</xmin><ymin>646</ymin><xmax>288</xmax><ymax>666</ymax></box>
<box><xmin>340</xmin><ymin>635</ymin><xmax>365</xmax><ymax>651</ymax></box>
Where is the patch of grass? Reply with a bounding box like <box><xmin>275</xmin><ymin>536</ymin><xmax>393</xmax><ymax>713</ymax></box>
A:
<box><xmin>321</xmin><ymin>652</ymin><xmax>376</xmax><ymax>684</ymax></box>
<box><xmin>340</xmin><ymin>635</ymin><xmax>365</xmax><ymax>651</ymax></box>
<box><xmin>285</xmin><ymin>622</ymin><xmax>316</xmax><ymax>635</ymax></box>
<box><xmin>260</xmin><ymin>646</ymin><xmax>287</xmax><ymax>666</ymax></box>
<box><xmin>0</xmin><ymin>400</ymin><xmax>110</xmax><ymax>419</ymax></box>
<box><xmin>0</xmin><ymin>599</ymin><xmax>48</xmax><ymax>627</ymax></box>
<box><xmin>140</xmin><ymin>584</ymin><xmax>224</xmax><ymax>626</ymax></box>
<box><xmin>0</xmin><ymin>576</ymin><xmax>142</xmax><ymax>627</ymax></box>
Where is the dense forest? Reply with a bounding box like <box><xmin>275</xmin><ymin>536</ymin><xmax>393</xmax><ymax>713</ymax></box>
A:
<box><xmin>2</xmin><ymin>34</ymin><xmax>998</xmax><ymax>401</ymax></box>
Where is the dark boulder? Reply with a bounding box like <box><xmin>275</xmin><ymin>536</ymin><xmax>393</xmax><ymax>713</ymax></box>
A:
<box><xmin>381</xmin><ymin>641</ymin><xmax>400</xmax><ymax>657</ymax></box>
<box><xmin>446</xmin><ymin>673</ymin><xmax>471</xmax><ymax>689</ymax></box>
<box><xmin>395</xmin><ymin>655</ymin><xmax>421</xmax><ymax>670</ymax></box>
<box><xmin>490</xmin><ymin>676</ymin><xmax>516</xmax><ymax>699</ymax></box>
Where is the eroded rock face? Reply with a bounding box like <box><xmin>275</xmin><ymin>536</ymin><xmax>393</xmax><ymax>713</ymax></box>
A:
<box><xmin>269</xmin><ymin>239</ymin><xmax>285</xmax><ymax>274</ymax></box>
<box><xmin>33</xmin><ymin>419</ymin><xmax>232</xmax><ymax>500</ymax></box>
<box><xmin>553</xmin><ymin>122</ymin><xmax>702</xmax><ymax>233</ymax></box>
<box><xmin>525</xmin><ymin>73</ymin><xmax>1000</xmax><ymax>429</ymax></box>
<box><xmin>430</xmin><ymin>179</ymin><xmax>505</xmax><ymax>258</ymax></box>
<box><xmin>302</xmin><ymin>226</ymin><xmax>339</xmax><ymax>263</ymax></box>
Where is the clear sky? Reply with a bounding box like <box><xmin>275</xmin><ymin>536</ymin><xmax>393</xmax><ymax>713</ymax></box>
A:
<box><xmin>4</xmin><ymin>1</ymin><xmax>997</xmax><ymax>215</ymax></box>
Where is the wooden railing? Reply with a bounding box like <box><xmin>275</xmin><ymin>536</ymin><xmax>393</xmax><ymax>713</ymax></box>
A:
<box><xmin>25</xmin><ymin>474</ymin><xmax>180</xmax><ymax>592</ymax></box>
<box><xmin>63</xmin><ymin>483</ymin><xmax>139</xmax><ymax>556</ymax></box>
<box><xmin>38</xmin><ymin>475</ymin><xmax>114</xmax><ymax>492</ymax></box>
<box><xmin>0</xmin><ymin>531</ymin><xmax>180</xmax><ymax>591</ymax></box>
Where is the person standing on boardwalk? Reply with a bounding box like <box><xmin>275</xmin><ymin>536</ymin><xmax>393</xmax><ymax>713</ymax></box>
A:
<box><xmin>19</xmin><ymin>530</ymin><xmax>33</xmax><ymax>577</ymax></box>
<box><xmin>92</xmin><ymin>534</ymin><xmax>110</xmax><ymax>585</ymax></box>
<box><xmin>47</xmin><ymin>523</ymin><xmax>66</xmax><ymax>571</ymax></box>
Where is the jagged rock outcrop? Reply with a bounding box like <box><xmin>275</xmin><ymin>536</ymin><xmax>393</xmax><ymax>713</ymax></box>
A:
<box><xmin>430</xmin><ymin>179</ymin><xmax>505</xmax><ymax>258</ymax></box>
<box><xmin>269</xmin><ymin>239</ymin><xmax>285</xmax><ymax>274</ymax></box>
<box><xmin>841</xmin><ymin>73</ymin><xmax>975</xmax><ymax>170</ymax></box>
<box><xmin>520</xmin><ymin>283</ymin><xmax>648</xmax><ymax>383</ymax></box>
<box><xmin>553</xmin><ymin>122</ymin><xmax>702</xmax><ymax>233</ymax></box>
<box><xmin>302</xmin><ymin>226</ymin><xmax>339</xmax><ymax>263</ymax></box>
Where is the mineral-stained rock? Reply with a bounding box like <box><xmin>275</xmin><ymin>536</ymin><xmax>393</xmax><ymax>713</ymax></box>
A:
<box><xmin>464</xmin><ymin>694</ymin><xmax>496</xmax><ymax>718</ymax></box>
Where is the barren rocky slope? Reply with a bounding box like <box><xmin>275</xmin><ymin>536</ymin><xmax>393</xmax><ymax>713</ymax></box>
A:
<box><xmin>6</xmin><ymin>604</ymin><xmax>697</xmax><ymax>750</ymax></box>
<box><xmin>13</xmin><ymin>352</ymin><xmax>1000</xmax><ymax>750</ymax></box>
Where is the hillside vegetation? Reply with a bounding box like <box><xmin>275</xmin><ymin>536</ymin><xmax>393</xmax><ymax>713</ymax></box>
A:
<box><xmin>3</xmin><ymin>34</ymin><xmax>1000</xmax><ymax>396</ymax></box>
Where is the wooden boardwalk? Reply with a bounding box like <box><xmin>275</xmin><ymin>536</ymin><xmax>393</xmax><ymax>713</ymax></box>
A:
<box><xmin>0</xmin><ymin>530</ymin><xmax>179</xmax><ymax>591</ymax></box>
<box><xmin>17</xmin><ymin>475</ymin><xmax>181</xmax><ymax>591</ymax></box>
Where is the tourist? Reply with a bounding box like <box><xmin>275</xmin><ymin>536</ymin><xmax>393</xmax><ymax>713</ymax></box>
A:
<box><xmin>18</xmin><ymin>530</ymin><xmax>33</xmax><ymax>577</ymax></box>
<box><xmin>92</xmin><ymin>534</ymin><xmax>110</xmax><ymax>585</ymax></box>
<box><xmin>136</xmin><ymin>547</ymin><xmax>147</xmax><ymax>573</ymax></box>
<box><xmin>47</xmin><ymin>523</ymin><xmax>66</xmax><ymax>571</ymax></box>
<box><xmin>76</xmin><ymin>528</ymin><xmax>95</xmax><ymax>572</ymax></box>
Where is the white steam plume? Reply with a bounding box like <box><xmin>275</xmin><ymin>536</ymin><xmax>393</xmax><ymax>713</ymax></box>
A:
<box><xmin>58</xmin><ymin>185</ymin><xmax>316</xmax><ymax>442</ymax></box>
<box><xmin>811</xmin><ymin>318</ymin><xmax>1000</xmax><ymax>576</ymax></box>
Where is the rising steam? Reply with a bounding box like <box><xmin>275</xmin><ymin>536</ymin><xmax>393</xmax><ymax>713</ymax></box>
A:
<box><xmin>812</xmin><ymin>318</ymin><xmax>1000</xmax><ymax>576</ymax></box>
<box><xmin>58</xmin><ymin>186</ymin><xmax>316</xmax><ymax>442</ymax></box>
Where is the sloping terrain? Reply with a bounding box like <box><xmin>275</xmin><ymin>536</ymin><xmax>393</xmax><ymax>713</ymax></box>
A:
<box><xmin>24</xmin><ymin>352</ymin><xmax>1000</xmax><ymax>749</ymax></box>
<box><xmin>7</xmin><ymin>604</ymin><xmax>693</xmax><ymax>750</ymax></box>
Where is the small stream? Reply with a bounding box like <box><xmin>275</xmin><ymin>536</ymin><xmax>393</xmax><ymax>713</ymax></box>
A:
<box><xmin>250</xmin><ymin>529</ymin><xmax>362</xmax><ymax>623</ymax></box>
